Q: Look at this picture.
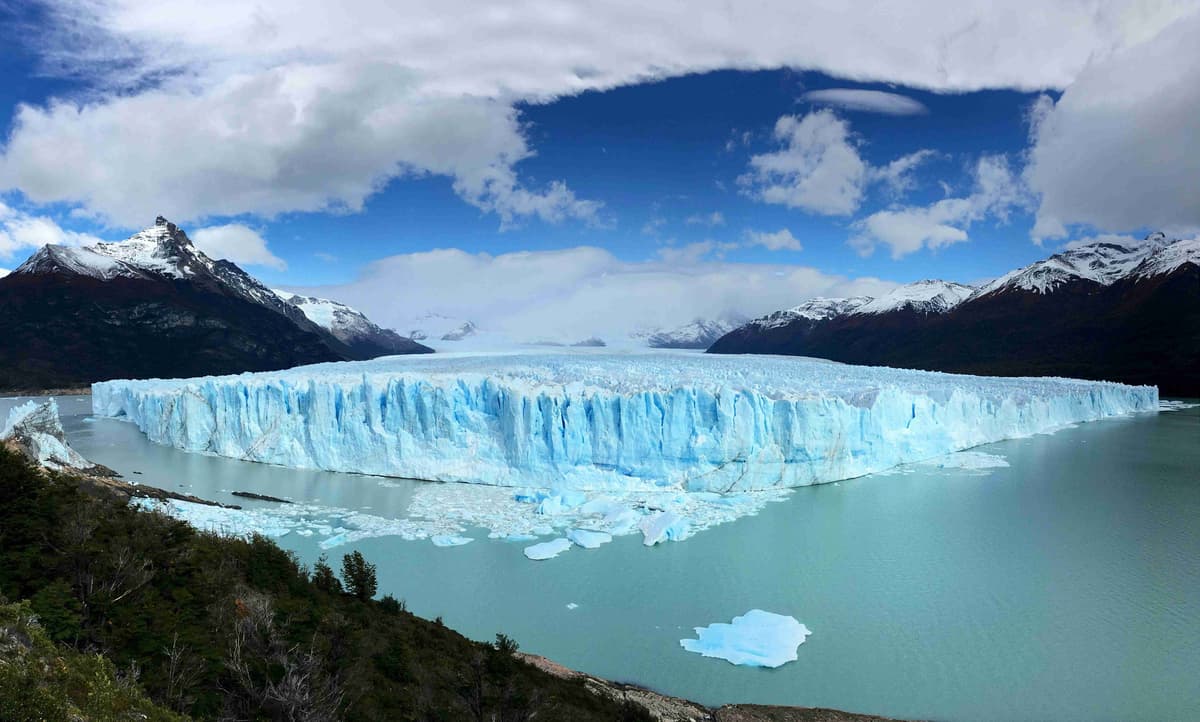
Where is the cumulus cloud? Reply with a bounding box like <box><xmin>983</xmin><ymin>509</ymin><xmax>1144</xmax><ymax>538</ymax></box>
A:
<box><xmin>289</xmin><ymin>246</ymin><xmax>895</xmax><ymax>343</ymax></box>
<box><xmin>0</xmin><ymin>202</ymin><xmax>104</xmax><ymax>261</ymax></box>
<box><xmin>741</xmin><ymin>111</ymin><xmax>936</xmax><ymax>215</ymax></box>
<box><xmin>801</xmin><ymin>89</ymin><xmax>928</xmax><ymax>115</ymax></box>
<box><xmin>850</xmin><ymin>155</ymin><xmax>1027</xmax><ymax>258</ymax></box>
<box><xmin>1026</xmin><ymin>11</ymin><xmax>1200</xmax><ymax>240</ymax></box>
<box><xmin>741</xmin><ymin>110</ymin><xmax>868</xmax><ymax>215</ymax></box>
<box><xmin>190</xmin><ymin>223</ymin><xmax>286</xmax><ymax>270</ymax></box>
<box><xmin>0</xmin><ymin>64</ymin><xmax>601</xmax><ymax>227</ymax></box>
<box><xmin>1</xmin><ymin>0</ymin><xmax>1193</xmax><ymax>227</ymax></box>
<box><xmin>744</xmin><ymin>228</ymin><xmax>802</xmax><ymax>251</ymax></box>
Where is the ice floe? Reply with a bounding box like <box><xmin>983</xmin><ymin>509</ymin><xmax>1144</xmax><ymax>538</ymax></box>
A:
<box><xmin>680</xmin><ymin>609</ymin><xmax>812</xmax><ymax>668</ymax></box>
<box><xmin>524</xmin><ymin>538</ymin><xmax>572</xmax><ymax>560</ymax></box>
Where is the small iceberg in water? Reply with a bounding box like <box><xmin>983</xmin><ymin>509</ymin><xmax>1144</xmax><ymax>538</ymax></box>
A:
<box><xmin>680</xmin><ymin>609</ymin><xmax>812</xmax><ymax>668</ymax></box>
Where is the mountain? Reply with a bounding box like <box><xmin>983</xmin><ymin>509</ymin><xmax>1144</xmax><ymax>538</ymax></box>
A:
<box><xmin>272</xmin><ymin>291</ymin><xmax>430</xmax><ymax>358</ymax></box>
<box><xmin>0</xmin><ymin>217</ymin><xmax>431</xmax><ymax>390</ymax></box>
<box><xmin>632</xmin><ymin>318</ymin><xmax>744</xmax><ymax>349</ymax></box>
<box><xmin>709</xmin><ymin>233</ymin><xmax>1200</xmax><ymax>396</ymax></box>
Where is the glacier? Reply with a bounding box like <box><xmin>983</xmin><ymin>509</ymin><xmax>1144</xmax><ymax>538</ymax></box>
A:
<box><xmin>680</xmin><ymin>610</ymin><xmax>812</xmax><ymax>668</ymax></box>
<box><xmin>92</xmin><ymin>351</ymin><xmax>1157</xmax><ymax>493</ymax></box>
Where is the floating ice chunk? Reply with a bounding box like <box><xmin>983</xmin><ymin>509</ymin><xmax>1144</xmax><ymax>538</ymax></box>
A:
<box><xmin>431</xmin><ymin>535</ymin><xmax>473</xmax><ymax>547</ymax></box>
<box><xmin>922</xmin><ymin>450</ymin><xmax>1010</xmax><ymax>470</ymax></box>
<box><xmin>640</xmin><ymin>511</ymin><xmax>689</xmax><ymax>546</ymax></box>
<box><xmin>92</xmin><ymin>351</ymin><xmax>1157</xmax><ymax>493</ymax></box>
<box><xmin>524</xmin><ymin>538</ymin><xmax>572</xmax><ymax>560</ymax></box>
<box><xmin>1159</xmin><ymin>400</ymin><xmax>1199</xmax><ymax>411</ymax></box>
<box><xmin>566</xmin><ymin>603</ymin><xmax>579</xmax><ymax>610</ymax></box>
<box><xmin>567</xmin><ymin>529</ymin><xmax>613</xmax><ymax>549</ymax></box>
<box><xmin>680</xmin><ymin>609</ymin><xmax>812</xmax><ymax>668</ymax></box>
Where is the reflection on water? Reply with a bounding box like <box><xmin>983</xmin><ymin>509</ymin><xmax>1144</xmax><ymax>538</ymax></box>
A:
<box><xmin>4</xmin><ymin>394</ymin><xmax>1199</xmax><ymax>721</ymax></box>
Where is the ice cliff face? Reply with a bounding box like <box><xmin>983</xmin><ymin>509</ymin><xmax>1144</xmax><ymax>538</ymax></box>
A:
<box><xmin>2</xmin><ymin>399</ymin><xmax>114</xmax><ymax>475</ymax></box>
<box><xmin>92</xmin><ymin>352</ymin><xmax>1157</xmax><ymax>493</ymax></box>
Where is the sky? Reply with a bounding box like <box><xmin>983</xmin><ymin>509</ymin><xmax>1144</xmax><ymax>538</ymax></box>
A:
<box><xmin>0</xmin><ymin>1</ymin><xmax>1197</xmax><ymax>342</ymax></box>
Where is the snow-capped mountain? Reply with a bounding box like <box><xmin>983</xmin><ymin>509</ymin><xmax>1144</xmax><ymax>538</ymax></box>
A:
<box><xmin>852</xmin><ymin>280</ymin><xmax>975</xmax><ymax>315</ymax></box>
<box><xmin>397</xmin><ymin>312</ymin><xmax>480</xmax><ymax>343</ymax></box>
<box><xmin>632</xmin><ymin>318</ymin><xmax>744</xmax><ymax>349</ymax></box>
<box><xmin>710</xmin><ymin>233</ymin><xmax>1200</xmax><ymax>395</ymax></box>
<box><xmin>0</xmin><ymin>216</ymin><xmax>430</xmax><ymax>390</ymax></box>
<box><xmin>273</xmin><ymin>291</ymin><xmax>426</xmax><ymax>358</ymax></box>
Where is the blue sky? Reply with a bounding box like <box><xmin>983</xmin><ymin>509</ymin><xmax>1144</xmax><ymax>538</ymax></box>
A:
<box><xmin>0</xmin><ymin>1</ymin><xmax>1195</xmax><ymax>340</ymax></box>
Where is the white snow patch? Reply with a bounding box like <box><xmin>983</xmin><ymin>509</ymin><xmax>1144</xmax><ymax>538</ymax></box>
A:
<box><xmin>680</xmin><ymin>610</ymin><xmax>812</xmax><ymax>668</ymax></box>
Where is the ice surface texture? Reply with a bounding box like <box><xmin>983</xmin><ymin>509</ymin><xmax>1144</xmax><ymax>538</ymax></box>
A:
<box><xmin>92</xmin><ymin>351</ymin><xmax>1157</xmax><ymax>492</ymax></box>
<box><xmin>680</xmin><ymin>609</ymin><xmax>812</xmax><ymax>667</ymax></box>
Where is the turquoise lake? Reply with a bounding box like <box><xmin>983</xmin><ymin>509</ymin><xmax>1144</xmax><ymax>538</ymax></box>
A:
<box><xmin>6</xmin><ymin>395</ymin><xmax>1198</xmax><ymax>721</ymax></box>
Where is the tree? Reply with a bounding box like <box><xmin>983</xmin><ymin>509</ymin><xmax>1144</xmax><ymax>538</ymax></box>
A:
<box><xmin>311</xmin><ymin>555</ymin><xmax>342</xmax><ymax>594</ymax></box>
<box><xmin>340</xmin><ymin>551</ymin><xmax>377</xmax><ymax>601</ymax></box>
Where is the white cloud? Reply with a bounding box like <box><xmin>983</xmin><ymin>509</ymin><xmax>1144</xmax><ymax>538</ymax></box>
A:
<box><xmin>742</xmin><ymin>111</ymin><xmax>937</xmax><ymax>216</ymax></box>
<box><xmin>2</xmin><ymin>0</ymin><xmax>1193</xmax><ymax>226</ymax></box>
<box><xmin>744</xmin><ymin>228</ymin><xmax>802</xmax><ymax>252</ymax></box>
<box><xmin>290</xmin><ymin>246</ymin><xmax>895</xmax><ymax>343</ymax></box>
<box><xmin>850</xmin><ymin>155</ymin><xmax>1027</xmax><ymax>258</ymax></box>
<box><xmin>801</xmin><ymin>89</ymin><xmax>928</xmax><ymax>115</ymax></box>
<box><xmin>190</xmin><ymin>223</ymin><xmax>286</xmax><ymax>270</ymax></box>
<box><xmin>0</xmin><ymin>201</ymin><xmax>104</xmax><ymax>261</ymax></box>
<box><xmin>741</xmin><ymin>110</ymin><xmax>868</xmax><ymax>215</ymax></box>
<box><xmin>0</xmin><ymin>64</ymin><xmax>601</xmax><ymax>227</ymax></box>
<box><xmin>0</xmin><ymin>268</ymin><xmax>9</xmax><ymax>278</ymax></box>
<box><xmin>1026</xmin><ymin>11</ymin><xmax>1200</xmax><ymax>240</ymax></box>
<box><xmin>869</xmin><ymin>149</ymin><xmax>938</xmax><ymax>197</ymax></box>
<box><xmin>685</xmin><ymin>211</ymin><xmax>725</xmax><ymax>227</ymax></box>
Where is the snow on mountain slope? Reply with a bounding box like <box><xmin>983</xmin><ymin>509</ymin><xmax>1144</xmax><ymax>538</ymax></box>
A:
<box><xmin>743</xmin><ymin>297</ymin><xmax>873</xmax><ymax>331</ymax></box>
<box><xmin>272</xmin><ymin>290</ymin><xmax>427</xmax><ymax>357</ymax></box>
<box><xmin>93</xmin><ymin>351</ymin><xmax>1156</xmax><ymax>493</ymax></box>
<box><xmin>13</xmin><ymin>216</ymin><xmax>297</xmax><ymax>316</ymax></box>
<box><xmin>398</xmin><ymin>312</ymin><xmax>479</xmax><ymax>343</ymax></box>
<box><xmin>976</xmin><ymin>233</ymin><xmax>1189</xmax><ymax>296</ymax></box>
<box><xmin>633</xmin><ymin>318</ymin><xmax>743</xmax><ymax>349</ymax></box>
<box><xmin>852</xmin><ymin>280</ymin><xmax>976</xmax><ymax>315</ymax></box>
<box><xmin>1131</xmin><ymin>236</ymin><xmax>1200</xmax><ymax>279</ymax></box>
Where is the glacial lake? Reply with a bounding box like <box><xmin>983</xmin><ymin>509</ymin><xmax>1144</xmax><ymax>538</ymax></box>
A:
<box><xmin>6</xmin><ymin>394</ymin><xmax>1199</xmax><ymax>721</ymax></box>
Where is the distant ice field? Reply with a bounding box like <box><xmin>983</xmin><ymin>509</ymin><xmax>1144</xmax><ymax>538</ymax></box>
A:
<box><xmin>92</xmin><ymin>350</ymin><xmax>1157</xmax><ymax>492</ymax></box>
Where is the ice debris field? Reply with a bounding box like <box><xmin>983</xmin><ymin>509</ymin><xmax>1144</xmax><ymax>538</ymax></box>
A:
<box><xmin>93</xmin><ymin>351</ymin><xmax>1157</xmax><ymax>493</ymax></box>
<box><xmin>681</xmin><ymin>610</ymin><xmax>812</xmax><ymax>668</ymax></box>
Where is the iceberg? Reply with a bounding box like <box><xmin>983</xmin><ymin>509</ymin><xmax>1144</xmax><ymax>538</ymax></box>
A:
<box><xmin>431</xmin><ymin>534</ymin><xmax>473</xmax><ymax>547</ymax></box>
<box><xmin>92</xmin><ymin>351</ymin><xmax>1157</xmax><ymax>493</ymax></box>
<box><xmin>567</xmin><ymin>528</ymin><xmax>613</xmax><ymax>549</ymax></box>
<box><xmin>524</xmin><ymin>538</ymin><xmax>572</xmax><ymax>560</ymax></box>
<box><xmin>680</xmin><ymin>609</ymin><xmax>812</xmax><ymax>668</ymax></box>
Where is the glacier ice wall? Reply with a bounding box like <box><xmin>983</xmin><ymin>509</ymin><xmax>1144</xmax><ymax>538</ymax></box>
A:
<box><xmin>92</xmin><ymin>351</ymin><xmax>1157</xmax><ymax>492</ymax></box>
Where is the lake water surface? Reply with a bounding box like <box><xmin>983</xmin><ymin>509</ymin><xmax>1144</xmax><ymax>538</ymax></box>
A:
<box><xmin>7</xmin><ymin>395</ymin><xmax>1198</xmax><ymax>721</ymax></box>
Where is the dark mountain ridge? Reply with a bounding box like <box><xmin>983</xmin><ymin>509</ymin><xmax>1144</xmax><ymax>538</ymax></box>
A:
<box><xmin>709</xmin><ymin>234</ymin><xmax>1200</xmax><ymax>396</ymax></box>
<box><xmin>0</xmin><ymin>217</ymin><xmax>430</xmax><ymax>390</ymax></box>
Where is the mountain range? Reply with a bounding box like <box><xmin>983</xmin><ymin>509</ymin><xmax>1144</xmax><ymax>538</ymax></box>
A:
<box><xmin>709</xmin><ymin>233</ymin><xmax>1200</xmax><ymax>396</ymax></box>
<box><xmin>0</xmin><ymin>217</ymin><xmax>430</xmax><ymax>390</ymax></box>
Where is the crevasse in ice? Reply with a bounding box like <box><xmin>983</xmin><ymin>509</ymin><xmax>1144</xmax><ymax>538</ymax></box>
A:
<box><xmin>92</xmin><ymin>351</ymin><xmax>1157</xmax><ymax>492</ymax></box>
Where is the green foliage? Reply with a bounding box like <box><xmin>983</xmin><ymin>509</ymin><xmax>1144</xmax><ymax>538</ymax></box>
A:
<box><xmin>341</xmin><ymin>549</ymin><xmax>378</xmax><ymax>601</ymax></box>
<box><xmin>0</xmin><ymin>600</ymin><xmax>183</xmax><ymax>721</ymax></box>
<box><xmin>379</xmin><ymin>593</ymin><xmax>405</xmax><ymax>614</ymax></box>
<box><xmin>0</xmin><ymin>446</ymin><xmax>648</xmax><ymax>721</ymax></box>
<box><xmin>311</xmin><ymin>554</ymin><xmax>342</xmax><ymax>594</ymax></box>
<box><xmin>29</xmin><ymin>579</ymin><xmax>82</xmax><ymax>642</ymax></box>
